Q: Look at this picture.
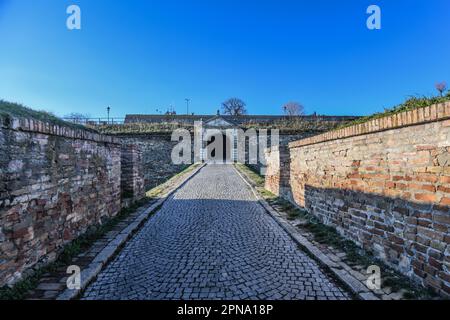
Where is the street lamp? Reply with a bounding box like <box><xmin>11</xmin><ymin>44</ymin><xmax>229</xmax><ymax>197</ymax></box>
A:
<box><xmin>185</xmin><ymin>98</ymin><xmax>190</xmax><ymax>115</ymax></box>
<box><xmin>107</xmin><ymin>106</ymin><xmax>111</xmax><ymax>124</ymax></box>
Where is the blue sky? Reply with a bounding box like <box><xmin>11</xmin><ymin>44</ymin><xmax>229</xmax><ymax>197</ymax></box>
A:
<box><xmin>0</xmin><ymin>0</ymin><xmax>449</xmax><ymax>118</ymax></box>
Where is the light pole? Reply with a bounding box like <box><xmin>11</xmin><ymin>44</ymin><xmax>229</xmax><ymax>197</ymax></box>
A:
<box><xmin>185</xmin><ymin>98</ymin><xmax>190</xmax><ymax>115</ymax></box>
<box><xmin>107</xmin><ymin>106</ymin><xmax>110</xmax><ymax>124</ymax></box>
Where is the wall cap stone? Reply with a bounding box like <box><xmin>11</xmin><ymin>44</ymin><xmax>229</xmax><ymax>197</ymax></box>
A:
<box><xmin>289</xmin><ymin>102</ymin><xmax>450</xmax><ymax>149</ymax></box>
<box><xmin>0</xmin><ymin>115</ymin><xmax>120</xmax><ymax>144</ymax></box>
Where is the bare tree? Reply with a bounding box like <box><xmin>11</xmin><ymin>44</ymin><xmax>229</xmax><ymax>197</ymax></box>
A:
<box><xmin>436</xmin><ymin>82</ymin><xmax>447</xmax><ymax>97</ymax></box>
<box><xmin>64</xmin><ymin>112</ymin><xmax>90</xmax><ymax>124</ymax></box>
<box><xmin>283</xmin><ymin>102</ymin><xmax>305</xmax><ymax>116</ymax></box>
<box><xmin>221</xmin><ymin>98</ymin><xmax>247</xmax><ymax>116</ymax></box>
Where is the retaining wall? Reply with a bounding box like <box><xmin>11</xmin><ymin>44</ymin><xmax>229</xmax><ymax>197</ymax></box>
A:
<box><xmin>265</xmin><ymin>102</ymin><xmax>450</xmax><ymax>296</ymax></box>
<box><xmin>0</xmin><ymin>116</ymin><xmax>122</xmax><ymax>286</ymax></box>
<box><xmin>117</xmin><ymin>134</ymin><xmax>187</xmax><ymax>190</ymax></box>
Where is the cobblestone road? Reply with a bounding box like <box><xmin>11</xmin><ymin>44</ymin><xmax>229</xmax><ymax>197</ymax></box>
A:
<box><xmin>82</xmin><ymin>165</ymin><xmax>350</xmax><ymax>300</ymax></box>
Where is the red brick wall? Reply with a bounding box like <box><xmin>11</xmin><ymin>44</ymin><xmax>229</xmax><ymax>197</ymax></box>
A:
<box><xmin>264</xmin><ymin>146</ymin><xmax>291</xmax><ymax>200</ymax></box>
<box><xmin>269</xmin><ymin>102</ymin><xmax>450</xmax><ymax>296</ymax></box>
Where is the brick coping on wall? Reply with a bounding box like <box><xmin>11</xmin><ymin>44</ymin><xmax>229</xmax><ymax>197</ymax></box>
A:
<box><xmin>0</xmin><ymin>115</ymin><xmax>120</xmax><ymax>144</ymax></box>
<box><xmin>289</xmin><ymin>102</ymin><xmax>450</xmax><ymax>149</ymax></box>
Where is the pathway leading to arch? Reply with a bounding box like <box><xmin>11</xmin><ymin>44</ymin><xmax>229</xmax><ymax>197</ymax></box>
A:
<box><xmin>82</xmin><ymin>164</ymin><xmax>350</xmax><ymax>300</ymax></box>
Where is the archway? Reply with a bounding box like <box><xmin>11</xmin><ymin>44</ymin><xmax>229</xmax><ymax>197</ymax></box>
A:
<box><xmin>206</xmin><ymin>134</ymin><xmax>231</xmax><ymax>163</ymax></box>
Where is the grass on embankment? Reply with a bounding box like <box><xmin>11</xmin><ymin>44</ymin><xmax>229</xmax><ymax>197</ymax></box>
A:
<box><xmin>145</xmin><ymin>163</ymin><xmax>200</xmax><ymax>199</ymax></box>
<box><xmin>234</xmin><ymin>163</ymin><xmax>439</xmax><ymax>300</ymax></box>
<box><xmin>0</xmin><ymin>100</ymin><xmax>96</xmax><ymax>132</ymax></box>
<box><xmin>335</xmin><ymin>92</ymin><xmax>450</xmax><ymax>130</ymax></box>
<box><xmin>95</xmin><ymin>122</ymin><xmax>195</xmax><ymax>135</ymax></box>
<box><xmin>95</xmin><ymin>120</ymin><xmax>346</xmax><ymax>135</ymax></box>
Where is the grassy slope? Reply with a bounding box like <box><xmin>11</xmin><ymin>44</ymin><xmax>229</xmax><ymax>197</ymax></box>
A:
<box><xmin>95</xmin><ymin>122</ymin><xmax>194</xmax><ymax>135</ymax></box>
<box><xmin>0</xmin><ymin>100</ymin><xmax>96</xmax><ymax>132</ymax></box>
<box><xmin>96</xmin><ymin>119</ymin><xmax>346</xmax><ymax>135</ymax></box>
<box><xmin>335</xmin><ymin>92</ymin><xmax>450</xmax><ymax>130</ymax></box>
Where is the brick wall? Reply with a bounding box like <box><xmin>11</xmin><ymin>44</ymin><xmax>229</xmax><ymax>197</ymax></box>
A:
<box><xmin>0</xmin><ymin>116</ymin><xmax>122</xmax><ymax>287</ymax></box>
<box><xmin>266</xmin><ymin>102</ymin><xmax>450</xmax><ymax>296</ymax></box>
<box><xmin>264</xmin><ymin>146</ymin><xmax>291</xmax><ymax>200</ymax></box>
<box><xmin>247</xmin><ymin>133</ymin><xmax>313</xmax><ymax>174</ymax></box>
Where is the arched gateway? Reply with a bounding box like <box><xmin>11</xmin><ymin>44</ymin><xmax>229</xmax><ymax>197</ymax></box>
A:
<box><xmin>201</xmin><ymin>115</ymin><xmax>237</xmax><ymax>164</ymax></box>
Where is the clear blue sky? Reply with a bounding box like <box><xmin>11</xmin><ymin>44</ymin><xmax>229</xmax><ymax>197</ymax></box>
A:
<box><xmin>0</xmin><ymin>0</ymin><xmax>449</xmax><ymax>118</ymax></box>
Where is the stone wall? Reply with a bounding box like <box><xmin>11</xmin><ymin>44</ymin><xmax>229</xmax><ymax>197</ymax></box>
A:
<box><xmin>125</xmin><ymin>114</ymin><xmax>359</xmax><ymax>125</ymax></box>
<box><xmin>117</xmin><ymin>134</ymin><xmax>187</xmax><ymax>190</ymax></box>
<box><xmin>266</xmin><ymin>102</ymin><xmax>450</xmax><ymax>296</ymax></box>
<box><xmin>121</xmin><ymin>144</ymin><xmax>145</xmax><ymax>201</ymax></box>
<box><xmin>118</xmin><ymin>132</ymin><xmax>313</xmax><ymax>182</ymax></box>
<box><xmin>0</xmin><ymin>116</ymin><xmax>122</xmax><ymax>286</ymax></box>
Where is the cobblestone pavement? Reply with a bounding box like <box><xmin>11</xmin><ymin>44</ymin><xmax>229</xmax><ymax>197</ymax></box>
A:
<box><xmin>82</xmin><ymin>164</ymin><xmax>350</xmax><ymax>300</ymax></box>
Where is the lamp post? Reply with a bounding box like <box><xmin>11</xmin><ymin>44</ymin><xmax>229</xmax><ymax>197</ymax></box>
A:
<box><xmin>107</xmin><ymin>106</ymin><xmax>110</xmax><ymax>124</ymax></box>
<box><xmin>185</xmin><ymin>98</ymin><xmax>190</xmax><ymax>115</ymax></box>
